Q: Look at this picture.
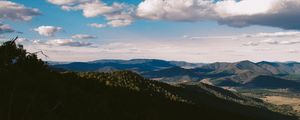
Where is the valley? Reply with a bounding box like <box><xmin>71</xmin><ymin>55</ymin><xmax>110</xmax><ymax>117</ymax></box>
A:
<box><xmin>262</xmin><ymin>96</ymin><xmax>300</xmax><ymax>112</ymax></box>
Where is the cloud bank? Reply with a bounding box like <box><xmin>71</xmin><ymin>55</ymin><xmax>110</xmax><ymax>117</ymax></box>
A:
<box><xmin>137</xmin><ymin>0</ymin><xmax>300</xmax><ymax>30</ymax></box>
<box><xmin>24</xmin><ymin>36</ymin><xmax>300</xmax><ymax>62</ymax></box>
<box><xmin>72</xmin><ymin>34</ymin><xmax>97</xmax><ymax>39</ymax></box>
<box><xmin>33</xmin><ymin>39</ymin><xmax>93</xmax><ymax>47</ymax></box>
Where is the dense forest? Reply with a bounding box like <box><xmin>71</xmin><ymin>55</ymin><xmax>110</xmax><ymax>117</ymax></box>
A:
<box><xmin>0</xmin><ymin>38</ymin><xmax>298</xmax><ymax>120</ymax></box>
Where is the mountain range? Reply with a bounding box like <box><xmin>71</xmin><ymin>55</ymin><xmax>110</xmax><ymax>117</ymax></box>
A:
<box><xmin>52</xmin><ymin>59</ymin><xmax>300</xmax><ymax>91</ymax></box>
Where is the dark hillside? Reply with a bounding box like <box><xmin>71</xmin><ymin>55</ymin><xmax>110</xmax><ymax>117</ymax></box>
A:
<box><xmin>244</xmin><ymin>75</ymin><xmax>300</xmax><ymax>90</ymax></box>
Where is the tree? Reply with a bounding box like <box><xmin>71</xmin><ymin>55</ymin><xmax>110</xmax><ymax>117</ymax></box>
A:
<box><xmin>0</xmin><ymin>37</ymin><xmax>46</xmax><ymax>72</ymax></box>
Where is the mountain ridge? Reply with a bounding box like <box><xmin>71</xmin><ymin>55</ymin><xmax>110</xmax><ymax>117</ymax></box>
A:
<box><xmin>52</xmin><ymin>59</ymin><xmax>300</xmax><ymax>91</ymax></box>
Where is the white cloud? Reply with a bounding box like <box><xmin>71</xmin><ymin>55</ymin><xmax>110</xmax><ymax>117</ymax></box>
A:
<box><xmin>107</xmin><ymin>19</ymin><xmax>132</xmax><ymax>27</ymax></box>
<box><xmin>254</xmin><ymin>31</ymin><xmax>300</xmax><ymax>38</ymax></box>
<box><xmin>278</xmin><ymin>40</ymin><xmax>300</xmax><ymax>45</ymax></box>
<box><xmin>32</xmin><ymin>40</ymin><xmax>44</xmax><ymax>45</ymax></box>
<box><xmin>46</xmin><ymin>0</ymin><xmax>300</xmax><ymax>29</ymax></box>
<box><xmin>187</xmin><ymin>35</ymin><xmax>237</xmax><ymax>40</ymax></box>
<box><xmin>215</xmin><ymin>0</ymin><xmax>300</xmax><ymax>29</ymax></box>
<box><xmin>72</xmin><ymin>34</ymin><xmax>97</xmax><ymax>39</ymax></box>
<box><xmin>33</xmin><ymin>39</ymin><xmax>93</xmax><ymax>47</ymax></box>
<box><xmin>0</xmin><ymin>23</ymin><xmax>15</xmax><ymax>34</ymax></box>
<box><xmin>16</xmin><ymin>37</ymin><xmax>30</xmax><ymax>43</ymax></box>
<box><xmin>243</xmin><ymin>41</ymin><xmax>259</xmax><ymax>46</ymax></box>
<box><xmin>105</xmin><ymin>9</ymin><xmax>135</xmax><ymax>27</ymax></box>
<box><xmin>237</xmin><ymin>31</ymin><xmax>300</xmax><ymax>46</ymax></box>
<box><xmin>77</xmin><ymin>1</ymin><xmax>116</xmax><ymax>18</ymax></box>
<box><xmin>48</xmin><ymin>0</ymin><xmax>135</xmax><ymax>27</ymax></box>
<box><xmin>0</xmin><ymin>1</ymin><xmax>40</xmax><ymax>21</ymax></box>
<box><xmin>261</xmin><ymin>39</ymin><xmax>279</xmax><ymax>44</ymax></box>
<box><xmin>137</xmin><ymin>0</ymin><xmax>300</xmax><ymax>30</ymax></box>
<box><xmin>215</xmin><ymin>0</ymin><xmax>276</xmax><ymax>17</ymax></box>
<box><xmin>34</xmin><ymin>26</ymin><xmax>62</xmax><ymax>37</ymax></box>
<box><xmin>47</xmin><ymin>0</ymin><xmax>78</xmax><ymax>5</ymax></box>
<box><xmin>137</xmin><ymin>0</ymin><xmax>216</xmax><ymax>21</ymax></box>
<box><xmin>46</xmin><ymin>39</ymin><xmax>92</xmax><ymax>47</ymax></box>
<box><xmin>88</xmin><ymin>23</ymin><xmax>106</xmax><ymax>28</ymax></box>
<box><xmin>260</xmin><ymin>39</ymin><xmax>300</xmax><ymax>45</ymax></box>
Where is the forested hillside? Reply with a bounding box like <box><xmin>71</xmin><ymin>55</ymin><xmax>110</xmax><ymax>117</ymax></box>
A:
<box><xmin>0</xmin><ymin>38</ymin><xmax>297</xmax><ymax>120</ymax></box>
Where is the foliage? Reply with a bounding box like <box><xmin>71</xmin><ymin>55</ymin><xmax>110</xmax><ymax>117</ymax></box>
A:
<box><xmin>0</xmin><ymin>37</ymin><xmax>46</xmax><ymax>72</ymax></box>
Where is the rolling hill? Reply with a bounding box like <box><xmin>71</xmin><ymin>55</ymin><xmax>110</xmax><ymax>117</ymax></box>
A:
<box><xmin>142</xmin><ymin>66</ymin><xmax>203</xmax><ymax>83</ymax></box>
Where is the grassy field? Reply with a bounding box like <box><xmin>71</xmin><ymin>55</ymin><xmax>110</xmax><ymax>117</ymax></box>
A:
<box><xmin>262</xmin><ymin>96</ymin><xmax>300</xmax><ymax>113</ymax></box>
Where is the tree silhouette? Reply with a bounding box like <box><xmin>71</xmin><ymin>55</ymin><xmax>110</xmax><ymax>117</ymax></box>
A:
<box><xmin>0</xmin><ymin>37</ymin><xmax>46</xmax><ymax>72</ymax></box>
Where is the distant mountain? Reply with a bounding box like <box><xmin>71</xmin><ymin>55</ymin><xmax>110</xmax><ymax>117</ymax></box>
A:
<box><xmin>46</xmin><ymin>61</ymin><xmax>71</xmax><ymax>65</ymax></box>
<box><xmin>52</xmin><ymin>59</ymin><xmax>300</xmax><ymax>90</ymax></box>
<box><xmin>53</xmin><ymin>59</ymin><xmax>204</xmax><ymax>73</ymax></box>
<box><xmin>53</xmin><ymin>59</ymin><xmax>176</xmax><ymax>73</ymax></box>
<box><xmin>243</xmin><ymin>75</ymin><xmax>300</xmax><ymax>90</ymax></box>
<box><xmin>142</xmin><ymin>66</ymin><xmax>203</xmax><ymax>83</ymax></box>
<box><xmin>196</xmin><ymin>61</ymin><xmax>300</xmax><ymax>86</ymax></box>
<box><xmin>168</xmin><ymin>61</ymin><xmax>204</xmax><ymax>68</ymax></box>
<box><xmin>200</xmin><ymin>60</ymin><xmax>272</xmax><ymax>82</ymax></box>
<box><xmin>257</xmin><ymin>61</ymin><xmax>300</xmax><ymax>74</ymax></box>
<box><xmin>201</xmin><ymin>60</ymin><xmax>300</xmax><ymax>76</ymax></box>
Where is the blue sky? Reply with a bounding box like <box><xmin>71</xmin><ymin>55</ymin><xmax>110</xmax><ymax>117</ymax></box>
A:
<box><xmin>1</xmin><ymin>0</ymin><xmax>300</xmax><ymax>62</ymax></box>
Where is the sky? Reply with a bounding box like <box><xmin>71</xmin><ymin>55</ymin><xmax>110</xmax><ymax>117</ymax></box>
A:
<box><xmin>0</xmin><ymin>0</ymin><xmax>300</xmax><ymax>63</ymax></box>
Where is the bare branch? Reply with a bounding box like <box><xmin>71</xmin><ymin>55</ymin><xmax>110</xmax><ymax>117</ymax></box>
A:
<box><xmin>9</xmin><ymin>36</ymin><xmax>18</xmax><ymax>45</ymax></box>
<box><xmin>27</xmin><ymin>51</ymin><xmax>49</xmax><ymax>58</ymax></box>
